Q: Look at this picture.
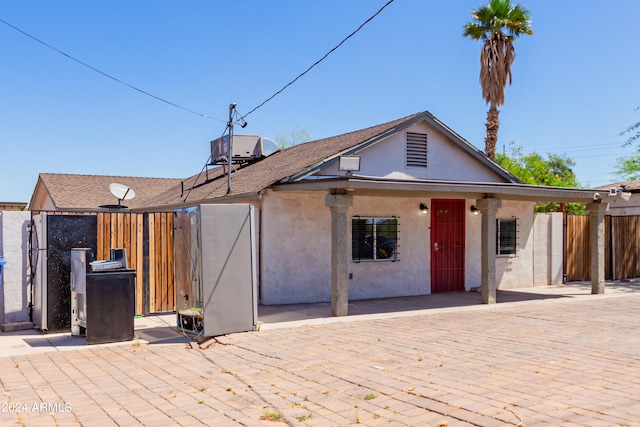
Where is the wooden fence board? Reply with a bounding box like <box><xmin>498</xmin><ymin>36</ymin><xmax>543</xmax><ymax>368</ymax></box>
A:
<box><xmin>136</xmin><ymin>214</ymin><xmax>144</xmax><ymax>314</ymax></box>
<box><xmin>148</xmin><ymin>213</ymin><xmax>157</xmax><ymax>313</ymax></box>
<box><xmin>565</xmin><ymin>215</ymin><xmax>590</xmax><ymax>282</ymax></box>
<box><xmin>160</xmin><ymin>212</ymin><xmax>168</xmax><ymax>311</ymax></box>
<box><xmin>167</xmin><ymin>214</ymin><xmax>174</xmax><ymax>313</ymax></box>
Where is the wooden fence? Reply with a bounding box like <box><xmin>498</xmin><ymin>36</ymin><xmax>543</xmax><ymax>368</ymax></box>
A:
<box><xmin>565</xmin><ymin>214</ymin><xmax>640</xmax><ymax>281</ymax></box>
<box><xmin>34</xmin><ymin>211</ymin><xmax>175</xmax><ymax>315</ymax></box>
<box><xmin>97</xmin><ymin>212</ymin><xmax>174</xmax><ymax>315</ymax></box>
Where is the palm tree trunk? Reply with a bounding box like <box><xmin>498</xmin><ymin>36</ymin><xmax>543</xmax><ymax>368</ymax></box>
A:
<box><xmin>485</xmin><ymin>107</ymin><xmax>500</xmax><ymax>160</ymax></box>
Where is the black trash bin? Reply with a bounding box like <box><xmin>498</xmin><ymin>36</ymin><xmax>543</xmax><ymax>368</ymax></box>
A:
<box><xmin>85</xmin><ymin>270</ymin><xmax>136</xmax><ymax>345</ymax></box>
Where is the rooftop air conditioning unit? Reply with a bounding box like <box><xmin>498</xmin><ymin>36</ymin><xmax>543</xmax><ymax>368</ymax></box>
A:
<box><xmin>210</xmin><ymin>134</ymin><xmax>280</xmax><ymax>165</ymax></box>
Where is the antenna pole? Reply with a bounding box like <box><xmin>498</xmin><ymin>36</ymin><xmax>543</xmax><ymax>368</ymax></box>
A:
<box><xmin>227</xmin><ymin>103</ymin><xmax>236</xmax><ymax>194</ymax></box>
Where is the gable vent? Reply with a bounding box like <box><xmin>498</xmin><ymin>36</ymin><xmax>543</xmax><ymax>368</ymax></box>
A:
<box><xmin>406</xmin><ymin>132</ymin><xmax>428</xmax><ymax>168</ymax></box>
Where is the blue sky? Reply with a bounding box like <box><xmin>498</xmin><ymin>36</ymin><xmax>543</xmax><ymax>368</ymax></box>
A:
<box><xmin>1</xmin><ymin>1</ymin><xmax>639</xmax><ymax>203</ymax></box>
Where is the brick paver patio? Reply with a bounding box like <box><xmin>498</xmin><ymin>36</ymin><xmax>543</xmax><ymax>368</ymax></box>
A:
<box><xmin>1</xmin><ymin>291</ymin><xmax>640</xmax><ymax>426</ymax></box>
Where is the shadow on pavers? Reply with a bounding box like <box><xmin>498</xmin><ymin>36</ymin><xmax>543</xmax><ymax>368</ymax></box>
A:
<box><xmin>258</xmin><ymin>288</ymin><xmax>573</xmax><ymax>324</ymax></box>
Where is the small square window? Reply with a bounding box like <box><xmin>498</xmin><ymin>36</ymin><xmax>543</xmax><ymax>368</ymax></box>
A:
<box><xmin>352</xmin><ymin>217</ymin><xmax>399</xmax><ymax>262</ymax></box>
<box><xmin>497</xmin><ymin>218</ymin><xmax>517</xmax><ymax>255</ymax></box>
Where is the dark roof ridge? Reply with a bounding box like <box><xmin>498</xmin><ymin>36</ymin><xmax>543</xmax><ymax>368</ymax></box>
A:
<box><xmin>39</xmin><ymin>172</ymin><xmax>183</xmax><ymax>181</ymax></box>
<box><xmin>285</xmin><ymin>111</ymin><xmax>425</xmax><ymax>150</ymax></box>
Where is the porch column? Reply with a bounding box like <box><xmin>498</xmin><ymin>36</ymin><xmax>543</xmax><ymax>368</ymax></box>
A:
<box><xmin>325</xmin><ymin>192</ymin><xmax>353</xmax><ymax>316</ymax></box>
<box><xmin>476</xmin><ymin>198</ymin><xmax>502</xmax><ymax>304</ymax></box>
<box><xmin>586</xmin><ymin>201</ymin><xmax>609</xmax><ymax>294</ymax></box>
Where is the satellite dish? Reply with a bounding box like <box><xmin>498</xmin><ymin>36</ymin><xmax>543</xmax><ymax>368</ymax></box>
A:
<box><xmin>100</xmin><ymin>182</ymin><xmax>136</xmax><ymax>209</ymax></box>
<box><xmin>109</xmin><ymin>183</ymin><xmax>136</xmax><ymax>201</ymax></box>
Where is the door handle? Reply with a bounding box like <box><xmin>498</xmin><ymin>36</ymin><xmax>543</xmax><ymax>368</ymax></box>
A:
<box><xmin>434</xmin><ymin>242</ymin><xmax>439</xmax><ymax>252</ymax></box>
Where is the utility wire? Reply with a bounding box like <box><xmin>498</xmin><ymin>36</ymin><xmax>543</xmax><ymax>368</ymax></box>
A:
<box><xmin>0</xmin><ymin>18</ymin><xmax>225</xmax><ymax>122</ymax></box>
<box><xmin>241</xmin><ymin>0</ymin><xmax>395</xmax><ymax>120</ymax></box>
<box><xmin>182</xmin><ymin>125</ymin><xmax>232</xmax><ymax>203</ymax></box>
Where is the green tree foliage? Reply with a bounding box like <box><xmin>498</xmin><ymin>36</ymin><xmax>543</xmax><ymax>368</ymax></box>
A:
<box><xmin>495</xmin><ymin>142</ymin><xmax>585</xmax><ymax>213</ymax></box>
<box><xmin>615</xmin><ymin>108</ymin><xmax>640</xmax><ymax>180</ymax></box>
<box><xmin>612</xmin><ymin>153</ymin><xmax>640</xmax><ymax>181</ymax></box>
<box><xmin>274</xmin><ymin>127</ymin><xmax>311</xmax><ymax>149</ymax></box>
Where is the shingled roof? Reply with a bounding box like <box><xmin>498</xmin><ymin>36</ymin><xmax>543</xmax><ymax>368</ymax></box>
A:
<box><xmin>30</xmin><ymin>111</ymin><xmax>518</xmax><ymax>211</ymax></box>
<box><xmin>594</xmin><ymin>180</ymin><xmax>640</xmax><ymax>193</ymax></box>
<box><xmin>30</xmin><ymin>173</ymin><xmax>183</xmax><ymax>210</ymax></box>
<box><xmin>148</xmin><ymin>110</ymin><xmax>518</xmax><ymax>208</ymax></box>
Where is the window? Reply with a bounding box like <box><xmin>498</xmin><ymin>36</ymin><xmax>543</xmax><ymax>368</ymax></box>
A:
<box><xmin>497</xmin><ymin>218</ymin><xmax>517</xmax><ymax>255</ymax></box>
<box><xmin>406</xmin><ymin>132</ymin><xmax>428</xmax><ymax>168</ymax></box>
<box><xmin>352</xmin><ymin>217</ymin><xmax>399</xmax><ymax>262</ymax></box>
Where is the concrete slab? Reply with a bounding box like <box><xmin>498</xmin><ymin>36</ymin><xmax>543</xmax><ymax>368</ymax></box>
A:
<box><xmin>0</xmin><ymin>313</ymin><xmax>187</xmax><ymax>358</ymax></box>
<box><xmin>0</xmin><ymin>321</ymin><xmax>34</xmax><ymax>332</ymax></box>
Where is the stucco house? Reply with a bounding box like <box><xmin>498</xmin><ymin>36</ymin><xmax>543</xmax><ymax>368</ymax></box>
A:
<box><xmin>139</xmin><ymin>110</ymin><xmax>606</xmax><ymax>315</ymax></box>
<box><xmin>22</xmin><ymin>110</ymin><xmax>610</xmax><ymax>319</ymax></box>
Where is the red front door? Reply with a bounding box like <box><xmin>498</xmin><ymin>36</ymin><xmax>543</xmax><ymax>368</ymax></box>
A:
<box><xmin>430</xmin><ymin>199</ymin><xmax>465</xmax><ymax>293</ymax></box>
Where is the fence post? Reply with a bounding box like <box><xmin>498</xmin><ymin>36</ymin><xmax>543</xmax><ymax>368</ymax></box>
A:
<box><xmin>142</xmin><ymin>213</ymin><xmax>150</xmax><ymax>315</ymax></box>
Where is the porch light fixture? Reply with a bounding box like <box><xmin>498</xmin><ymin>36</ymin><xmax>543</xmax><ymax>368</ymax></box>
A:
<box><xmin>419</xmin><ymin>203</ymin><xmax>429</xmax><ymax>215</ymax></box>
<box><xmin>471</xmin><ymin>205</ymin><xmax>479</xmax><ymax>216</ymax></box>
<box><xmin>338</xmin><ymin>156</ymin><xmax>361</xmax><ymax>176</ymax></box>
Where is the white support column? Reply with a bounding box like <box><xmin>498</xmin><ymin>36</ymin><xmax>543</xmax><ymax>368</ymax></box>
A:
<box><xmin>476</xmin><ymin>198</ymin><xmax>501</xmax><ymax>304</ymax></box>
<box><xmin>325</xmin><ymin>192</ymin><xmax>353</xmax><ymax>317</ymax></box>
<box><xmin>586</xmin><ymin>201</ymin><xmax>609</xmax><ymax>294</ymax></box>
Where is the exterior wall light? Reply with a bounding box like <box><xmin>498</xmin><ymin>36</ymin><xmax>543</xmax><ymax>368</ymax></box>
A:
<box><xmin>471</xmin><ymin>205</ymin><xmax>479</xmax><ymax>216</ymax></box>
<box><xmin>419</xmin><ymin>203</ymin><xmax>429</xmax><ymax>215</ymax></box>
<box><xmin>338</xmin><ymin>156</ymin><xmax>361</xmax><ymax>176</ymax></box>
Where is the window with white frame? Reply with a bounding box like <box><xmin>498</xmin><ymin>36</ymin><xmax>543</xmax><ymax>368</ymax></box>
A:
<box><xmin>496</xmin><ymin>218</ymin><xmax>518</xmax><ymax>255</ymax></box>
<box><xmin>352</xmin><ymin>217</ymin><xmax>399</xmax><ymax>262</ymax></box>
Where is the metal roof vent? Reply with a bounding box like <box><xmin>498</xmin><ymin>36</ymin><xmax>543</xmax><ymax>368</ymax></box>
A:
<box><xmin>210</xmin><ymin>134</ymin><xmax>280</xmax><ymax>165</ymax></box>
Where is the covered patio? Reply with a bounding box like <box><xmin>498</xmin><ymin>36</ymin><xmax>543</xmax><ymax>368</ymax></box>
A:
<box><xmin>274</xmin><ymin>177</ymin><xmax>612</xmax><ymax>316</ymax></box>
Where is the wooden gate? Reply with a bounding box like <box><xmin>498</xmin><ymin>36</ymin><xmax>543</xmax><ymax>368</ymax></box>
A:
<box><xmin>565</xmin><ymin>214</ymin><xmax>640</xmax><ymax>281</ymax></box>
<box><xmin>32</xmin><ymin>211</ymin><xmax>175</xmax><ymax>315</ymax></box>
<box><xmin>97</xmin><ymin>212</ymin><xmax>174</xmax><ymax>314</ymax></box>
<box><xmin>565</xmin><ymin>215</ymin><xmax>591</xmax><ymax>281</ymax></box>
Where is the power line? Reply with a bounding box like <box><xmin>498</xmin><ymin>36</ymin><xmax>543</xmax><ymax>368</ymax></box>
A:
<box><xmin>523</xmin><ymin>143</ymin><xmax>629</xmax><ymax>154</ymax></box>
<box><xmin>0</xmin><ymin>18</ymin><xmax>225</xmax><ymax>122</ymax></box>
<box><xmin>240</xmin><ymin>0</ymin><xmax>395</xmax><ymax>121</ymax></box>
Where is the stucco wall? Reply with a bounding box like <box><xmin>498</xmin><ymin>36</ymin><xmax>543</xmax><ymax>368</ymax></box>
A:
<box><xmin>260</xmin><ymin>190</ymin><xmax>434</xmax><ymax>304</ymax></box>
<box><xmin>494</xmin><ymin>201</ymin><xmax>536</xmax><ymax>289</ymax></box>
<box><xmin>260</xmin><ymin>191</ymin><xmax>538</xmax><ymax>304</ymax></box>
<box><xmin>465</xmin><ymin>203</ymin><xmax>483</xmax><ymax>290</ymax></box>
<box><xmin>318</xmin><ymin>122</ymin><xmax>506</xmax><ymax>183</ymax></box>
<box><xmin>260</xmin><ymin>191</ymin><xmax>331</xmax><ymax>304</ymax></box>
<box><xmin>533</xmin><ymin>212</ymin><xmax>563</xmax><ymax>285</ymax></box>
<box><xmin>0</xmin><ymin>211</ymin><xmax>31</xmax><ymax>324</ymax></box>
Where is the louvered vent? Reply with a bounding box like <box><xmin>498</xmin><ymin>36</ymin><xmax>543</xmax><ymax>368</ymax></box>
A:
<box><xmin>406</xmin><ymin>132</ymin><xmax>428</xmax><ymax>167</ymax></box>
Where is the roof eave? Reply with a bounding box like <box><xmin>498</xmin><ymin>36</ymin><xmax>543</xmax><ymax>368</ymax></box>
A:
<box><xmin>131</xmin><ymin>191</ymin><xmax>262</xmax><ymax>212</ymax></box>
<box><xmin>281</xmin><ymin>111</ymin><xmax>521</xmax><ymax>185</ymax></box>
<box><xmin>271</xmin><ymin>177</ymin><xmax>601</xmax><ymax>203</ymax></box>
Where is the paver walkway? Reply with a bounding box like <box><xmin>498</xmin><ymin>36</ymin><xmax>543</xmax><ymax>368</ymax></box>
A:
<box><xmin>1</xmin><ymin>289</ymin><xmax>640</xmax><ymax>426</ymax></box>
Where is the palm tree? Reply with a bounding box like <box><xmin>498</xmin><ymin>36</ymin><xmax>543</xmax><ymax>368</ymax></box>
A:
<box><xmin>463</xmin><ymin>0</ymin><xmax>532</xmax><ymax>160</ymax></box>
